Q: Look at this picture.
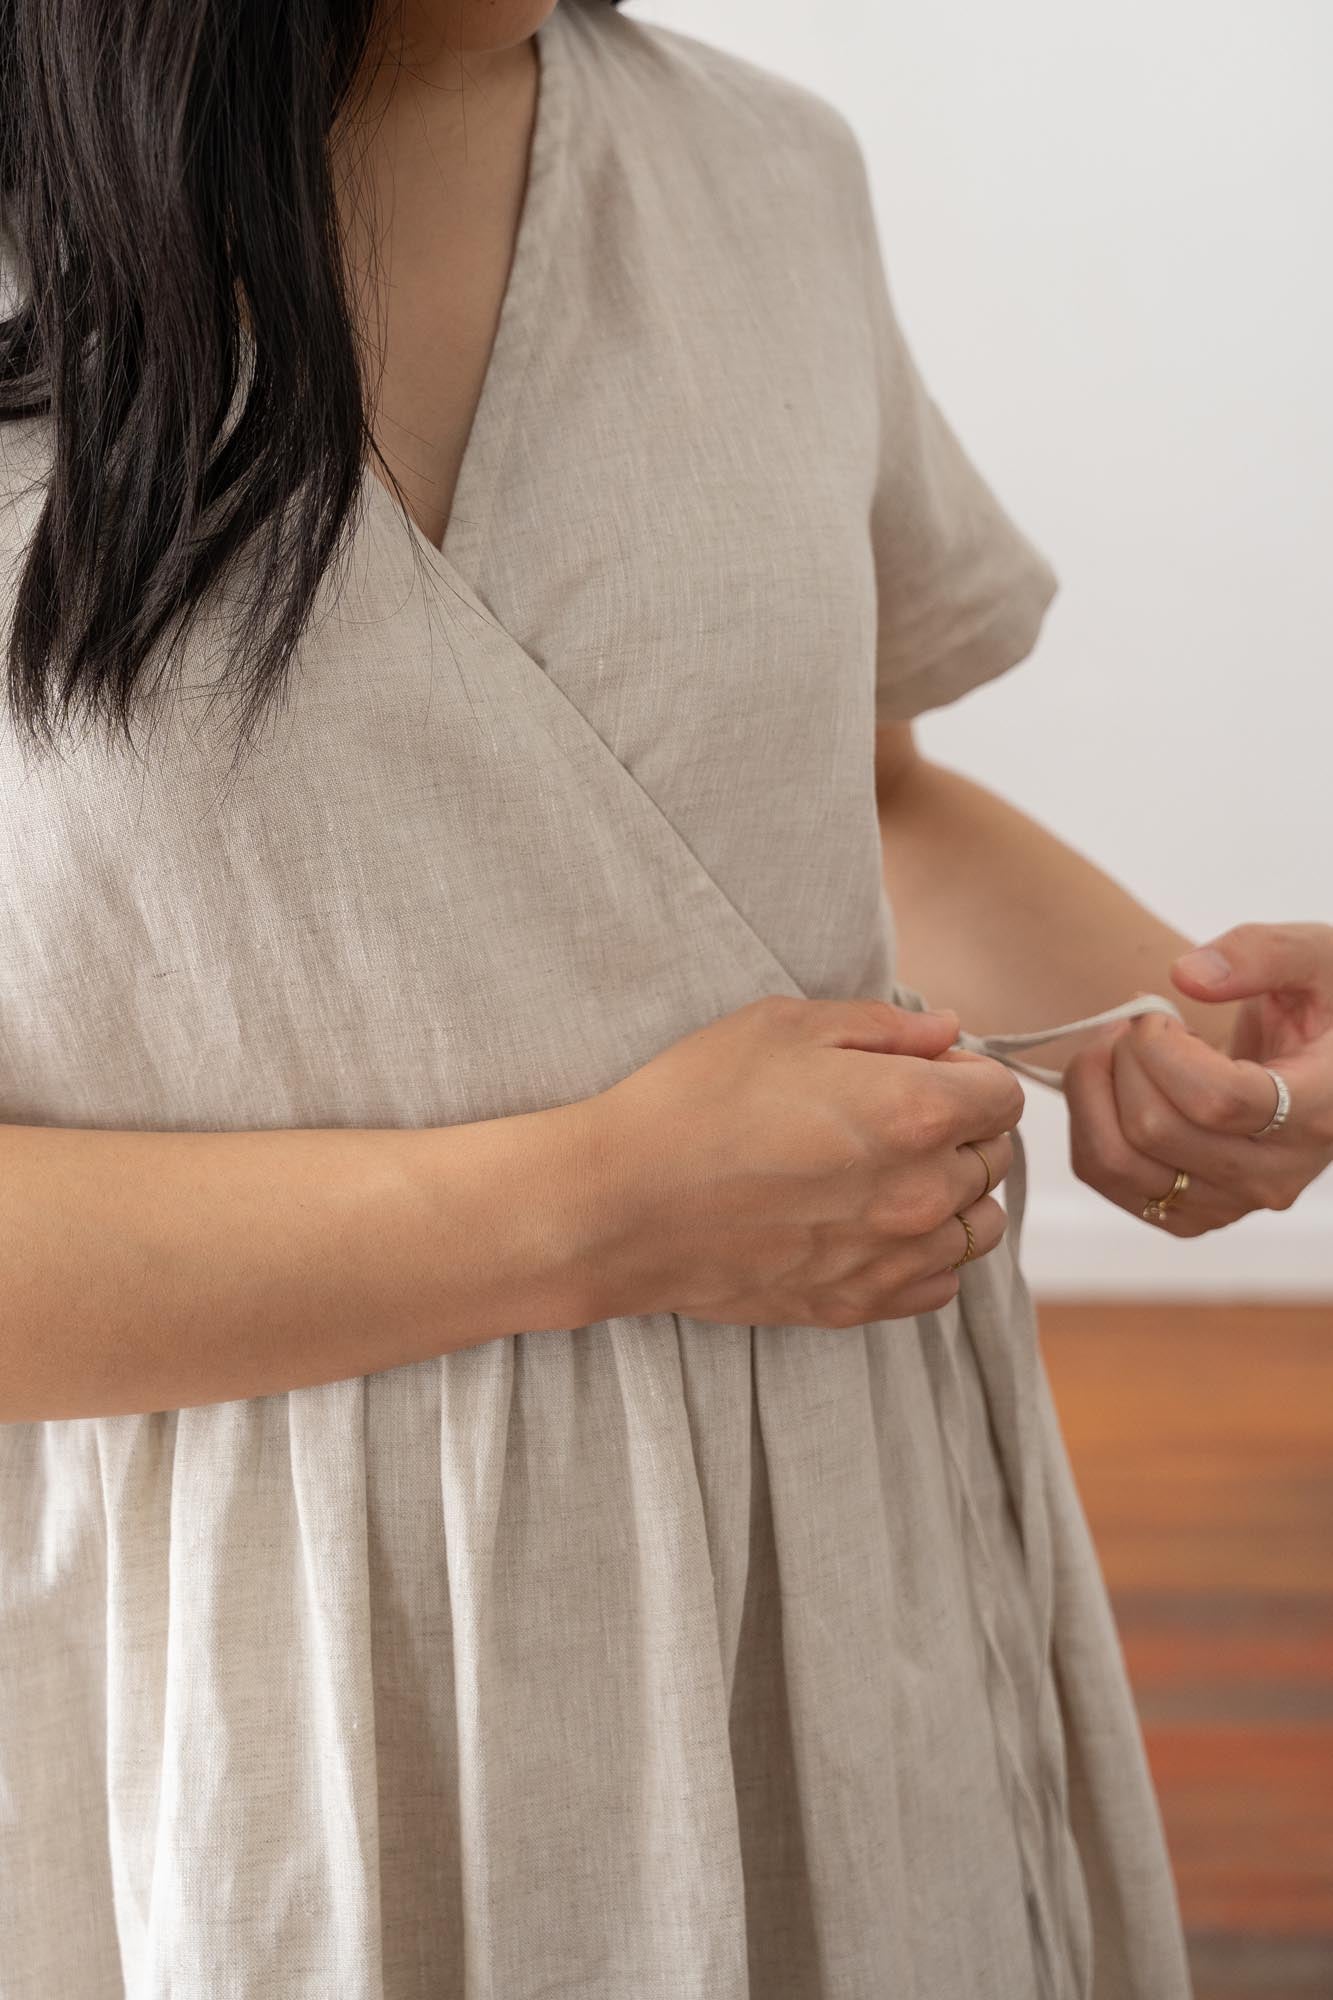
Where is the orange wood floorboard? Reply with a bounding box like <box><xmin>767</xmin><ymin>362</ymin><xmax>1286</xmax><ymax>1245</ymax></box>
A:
<box><xmin>1038</xmin><ymin>1301</ymin><xmax>1333</xmax><ymax>2000</ymax></box>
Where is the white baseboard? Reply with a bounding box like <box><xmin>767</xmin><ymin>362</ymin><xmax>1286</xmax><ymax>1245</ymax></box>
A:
<box><xmin>1015</xmin><ymin>1191</ymin><xmax>1333</xmax><ymax>1301</ymax></box>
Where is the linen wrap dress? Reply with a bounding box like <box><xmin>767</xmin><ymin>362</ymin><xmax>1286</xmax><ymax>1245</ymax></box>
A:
<box><xmin>0</xmin><ymin>2</ymin><xmax>1195</xmax><ymax>1995</ymax></box>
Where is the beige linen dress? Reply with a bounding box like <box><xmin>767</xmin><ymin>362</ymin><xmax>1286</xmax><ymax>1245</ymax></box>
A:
<box><xmin>0</xmin><ymin>2</ymin><xmax>1195</xmax><ymax>1994</ymax></box>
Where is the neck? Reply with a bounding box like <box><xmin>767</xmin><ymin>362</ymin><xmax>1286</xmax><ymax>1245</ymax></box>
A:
<box><xmin>348</xmin><ymin>23</ymin><xmax>536</xmax><ymax>138</ymax></box>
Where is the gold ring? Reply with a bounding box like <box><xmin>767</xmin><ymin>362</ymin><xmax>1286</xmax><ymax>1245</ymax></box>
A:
<box><xmin>961</xmin><ymin>1140</ymin><xmax>995</xmax><ymax>1199</ymax></box>
<box><xmin>947</xmin><ymin>1211</ymin><xmax>976</xmax><ymax>1270</ymax></box>
<box><xmin>1141</xmin><ymin>1167</ymin><xmax>1189</xmax><ymax>1224</ymax></box>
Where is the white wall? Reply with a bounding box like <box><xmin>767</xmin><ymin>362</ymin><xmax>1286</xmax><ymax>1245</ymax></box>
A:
<box><xmin>628</xmin><ymin>0</ymin><xmax>1333</xmax><ymax>1297</ymax></box>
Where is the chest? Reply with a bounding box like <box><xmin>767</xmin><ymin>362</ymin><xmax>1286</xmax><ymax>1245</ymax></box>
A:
<box><xmin>348</xmin><ymin>80</ymin><xmax>537</xmax><ymax>553</ymax></box>
<box><xmin>0</xmin><ymin>73</ymin><xmax>900</xmax><ymax>1133</ymax></box>
<box><xmin>427</xmin><ymin>196</ymin><xmax>891</xmax><ymax>1006</ymax></box>
<box><xmin>368</xmin><ymin>323</ymin><xmax>488</xmax><ymax>554</ymax></box>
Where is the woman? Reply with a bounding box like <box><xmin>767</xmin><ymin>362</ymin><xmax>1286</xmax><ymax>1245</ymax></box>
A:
<box><xmin>1</xmin><ymin>1</ymin><xmax>1329</xmax><ymax>1994</ymax></box>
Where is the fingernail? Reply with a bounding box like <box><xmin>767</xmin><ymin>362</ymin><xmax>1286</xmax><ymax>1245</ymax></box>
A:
<box><xmin>1176</xmin><ymin>947</ymin><xmax>1232</xmax><ymax>987</ymax></box>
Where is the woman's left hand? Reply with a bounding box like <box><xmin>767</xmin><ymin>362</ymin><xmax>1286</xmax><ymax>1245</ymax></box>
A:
<box><xmin>1062</xmin><ymin>922</ymin><xmax>1333</xmax><ymax>1235</ymax></box>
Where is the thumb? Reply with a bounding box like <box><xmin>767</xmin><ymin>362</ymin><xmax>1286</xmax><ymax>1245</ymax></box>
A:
<box><xmin>1171</xmin><ymin>922</ymin><xmax>1333</xmax><ymax>1003</ymax></box>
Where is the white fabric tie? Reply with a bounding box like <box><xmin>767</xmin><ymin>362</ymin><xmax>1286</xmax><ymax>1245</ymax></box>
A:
<box><xmin>947</xmin><ymin>988</ymin><xmax>1190</xmax><ymax>1265</ymax></box>
<box><xmin>952</xmin><ymin>990</ymin><xmax>1188</xmax><ymax>1089</ymax></box>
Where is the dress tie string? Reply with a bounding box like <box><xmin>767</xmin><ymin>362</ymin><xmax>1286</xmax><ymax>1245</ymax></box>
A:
<box><xmin>890</xmin><ymin>986</ymin><xmax>1187</xmax><ymax>1997</ymax></box>
<box><xmin>953</xmin><ymin>989</ymin><xmax>1189</xmax><ymax>1269</ymax></box>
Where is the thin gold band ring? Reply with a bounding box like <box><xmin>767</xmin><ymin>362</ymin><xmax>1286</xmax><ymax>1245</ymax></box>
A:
<box><xmin>961</xmin><ymin>1140</ymin><xmax>995</xmax><ymax>1200</ymax></box>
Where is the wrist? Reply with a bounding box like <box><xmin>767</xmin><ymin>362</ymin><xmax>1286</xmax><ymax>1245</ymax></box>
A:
<box><xmin>522</xmin><ymin>1090</ymin><xmax>660</xmax><ymax>1329</ymax></box>
<box><xmin>395</xmin><ymin>1100</ymin><xmax>646</xmax><ymax>1349</ymax></box>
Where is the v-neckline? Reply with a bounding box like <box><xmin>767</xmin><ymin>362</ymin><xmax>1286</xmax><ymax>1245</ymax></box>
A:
<box><xmin>360</xmin><ymin>0</ymin><xmax>576</xmax><ymax>607</ymax></box>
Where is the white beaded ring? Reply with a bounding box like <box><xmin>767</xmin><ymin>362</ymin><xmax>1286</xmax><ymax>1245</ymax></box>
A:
<box><xmin>1252</xmin><ymin>1067</ymin><xmax>1291</xmax><ymax>1139</ymax></box>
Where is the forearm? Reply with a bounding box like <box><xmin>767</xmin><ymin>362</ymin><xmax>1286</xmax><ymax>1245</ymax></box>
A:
<box><xmin>877</xmin><ymin>757</ymin><xmax>1242</xmax><ymax>1068</ymax></box>
<box><xmin>0</xmin><ymin>1103</ymin><xmax>609</xmax><ymax>1423</ymax></box>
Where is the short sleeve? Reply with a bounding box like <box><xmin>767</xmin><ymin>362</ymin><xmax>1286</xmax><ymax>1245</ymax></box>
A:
<box><xmin>842</xmin><ymin>135</ymin><xmax>1059</xmax><ymax>724</ymax></box>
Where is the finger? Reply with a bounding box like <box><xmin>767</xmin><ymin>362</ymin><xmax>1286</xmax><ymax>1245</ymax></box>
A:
<box><xmin>1108</xmin><ymin>1036</ymin><xmax>1289</xmax><ymax>1200</ymax></box>
<box><xmin>870</xmin><ymin>1267</ymin><xmax>963</xmax><ymax>1322</ymax></box>
<box><xmin>909</xmin><ymin>1193</ymin><xmax>1008</xmax><ymax>1281</ymax></box>
<box><xmin>884</xmin><ymin>1054</ymin><xmax>1026</xmax><ymax>1152</ymax></box>
<box><xmin>1172</xmin><ymin>921</ymin><xmax>1333</xmax><ymax>1003</ymax></box>
<box><xmin>1066</xmin><ymin>1042</ymin><xmax>1242</xmax><ymax>1232</ymax></box>
<box><xmin>951</xmin><ymin>1130</ymin><xmax>1015</xmax><ymax>1208</ymax></box>
<box><xmin>1123</xmin><ymin>1010</ymin><xmax>1291</xmax><ymax>1138</ymax></box>
<box><xmin>807</xmin><ymin>997</ymin><xmax>961</xmax><ymax>1058</ymax></box>
<box><xmin>1110</xmin><ymin>1035</ymin><xmax>1327</xmax><ymax>1218</ymax></box>
<box><xmin>871</xmin><ymin>1132</ymin><xmax>1015</xmax><ymax>1245</ymax></box>
<box><xmin>1228</xmin><ymin>997</ymin><xmax>1270</xmax><ymax>1067</ymax></box>
<box><xmin>1131</xmin><ymin>1007</ymin><xmax>1333</xmax><ymax>1143</ymax></box>
<box><xmin>883</xmin><ymin>1131</ymin><xmax>1018</xmax><ymax>1240</ymax></box>
<box><xmin>1065</xmin><ymin>1033</ymin><xmax>1182</xmax><ymax>1211</ymax></box>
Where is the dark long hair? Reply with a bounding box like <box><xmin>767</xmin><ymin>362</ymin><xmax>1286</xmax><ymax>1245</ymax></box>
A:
<box><xmin>0</xmin><ymin>0</ymin><xmax>619</xmax><ymax>773</ymax></box>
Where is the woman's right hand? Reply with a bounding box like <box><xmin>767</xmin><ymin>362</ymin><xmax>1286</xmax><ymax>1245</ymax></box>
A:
<box><xmin>579</xmin><ymin>993</ymin><xmax>1024</xmax><ymax>1329</ymax></box>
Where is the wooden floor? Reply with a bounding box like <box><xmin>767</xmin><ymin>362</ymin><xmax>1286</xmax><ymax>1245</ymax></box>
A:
<box><xmin>1039</xmin><ymin>1301</ymin><xmax>1333</xmax><ymax>2000</ymax></box>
